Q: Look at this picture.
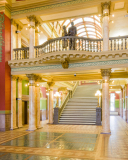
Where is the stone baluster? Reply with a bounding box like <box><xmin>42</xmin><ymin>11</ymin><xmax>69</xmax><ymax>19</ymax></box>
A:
<box><xmin>101</xmin><ymin>69</ymin><xmax>111</xmax><ymax>134</ymax></box>
<box><xmin>102</xmin><ymin>2</ymin><xmax>111</xmax><ymax>51</ymax></box>
<box><xmin>26</xmin><ymin>74</ymin><xmax>37</xmax><ymax>131</ymax></box>
<box><xmin>11</xmin><ymin>75</ymin><xmax>17</xmax><ymax>130</ymax></box>
<box><xmin>47</xmin><ymin>82</ymin><xmax>55</xmax><ymax>124</ymax></box>
<box><xmin>17</xmin><ymin>77</ymin><xmax>22</xmax><ymax>128</ymax></box>
<box><xmin>27</xmin><ymin>15</ymin><xmax>36</xmax><ymax>59</ymax></box>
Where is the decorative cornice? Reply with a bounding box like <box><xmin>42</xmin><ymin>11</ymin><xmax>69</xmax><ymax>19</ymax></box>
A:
<box><xmin>101</xmin><ymin>68</ymin><xmax>111</xmax><ymax>77</ymax></box>
<box><xmin>11</xmin><ymin>0</ymin><xmax>93</xmax><ymax>16</ymax></box>
<box><xmin>9</xmin><ymin>59</ymin><xmax>128</xmax><ymax>73</ymax></box>
<box><xmin>58</xmin><ymin>87</ymin><xmax>67</xmax><ymax>92</ymax></box>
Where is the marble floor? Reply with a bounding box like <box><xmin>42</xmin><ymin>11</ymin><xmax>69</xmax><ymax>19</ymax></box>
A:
<box><xmin>0</xmin><ymin>116</ymin><xmax>128</xmax><ymax>160</ymax></box>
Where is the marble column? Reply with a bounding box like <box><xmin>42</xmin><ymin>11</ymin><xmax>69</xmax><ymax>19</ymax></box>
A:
<box><xmin>11</xmin><ymin>76</ymin><xmax>17</xmax><ymax>130</ymax></box>
<box><xmin>17</xmin><ymin>78</ymin><xmax>22</xmax><ymax>128</ymax></box>
<box><xmin>27</xmin><ymin>15</ymin><xmax>36</xmax><ymax>59</ymax></box>
<box><xmin>101</xmin><ymin>69</ymin><xmax>111</xmax><ymax>134</ymax></box>
<box><xmin>102</xmin><ymin>2</ymin><xmax>110</xmax><ymax>51</ymax></box>
<box><xmin>47</xmin><ymin>82</ymin><xmax>55</xmax><ymax>124</ymax></box>
<box><xmin>26</xmin><ymin>74</ymin><xmax>37</xmax><ymax>131</ymax></box>
<box><xmin>16</xmin><ymin>24</ymin><xmax>22</xmax><ymax>48</ymax></box>
<box><xmin>11</xmin><ymin>19</ymin><xmax>16</xmax><ymax>60</ymax></box>
<box><xmin>35</xmin><ymin>82</ymin><xmax>41</xmax><ymax>129</ymax></box>
<box><xmin>120</xmin><ymin>88</ymin><xmax>123</xmax><ymax>117</ymax></box>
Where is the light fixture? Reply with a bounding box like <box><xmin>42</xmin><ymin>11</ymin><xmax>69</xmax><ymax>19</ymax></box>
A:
<box><xmin>28</xmin><ymin>24</ymin><xmax>30</xmax><ymax>27</ymax></box>
<box><xmin>46</xmin><ymin>93</ymin><xmax>49</xmax><ymax>96</ymax></box>
<box><xmin>95</xmin><ymin>90</ymin><xmax>101</xmax><ymax>108</ymax></box>
<box><xmin>112</xmin><ymin>80</ymin><xmax>114</xmax><ymax>83</ymax></box>
<box><xmin>26</xmin><ymin>28</ymin><xmax>27</xmax><ymax>30</ymax></box>
<box><xmin>25</xmin><ymin>84</ymin><xmax>28</xmax><ymax>87</ymax></box>
<box><xmin>112</xmin><ymin>21</ymin><xmax>114</xmax><ymax>23</ymax></box>
<box><xmin>112</xmin><ymin>14</ymin><xmax>114</xmax><ymax>17</ymax></box>
<box><xmin>115</xmin><ymin>91</ymin><xmax>121</xmax><ymax>94</ymax></box>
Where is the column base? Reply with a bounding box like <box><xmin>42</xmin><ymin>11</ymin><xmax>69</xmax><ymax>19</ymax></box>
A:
<box><xmin>37</xmin><ymin>126</ymin><xmax>43</xmax><ymax>129</ymax></box>
<box><xmin>18</xmin><ymin>126</ymin><xmax>23</xmax><ymax>129</ymax></box>
<box><xmin>27</xmin><ymin>127</ymin><xmax>37</xmax><ymax>131</ymax></box>
<box><xmin>101</xmin><ymin>132</ymin><xmax>111</xmax><ymax>134</ymax></box>
<box><xmin>10</xmin><ymin>127</ymin><xmax>18</xmax><ymax>130</ymax></box>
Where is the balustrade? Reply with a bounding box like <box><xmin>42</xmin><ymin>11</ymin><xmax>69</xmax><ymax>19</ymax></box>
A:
<box><xmin>13</xmin><ymin>35</ymin><xmax>128</xmax><ymax>60</ymax></box>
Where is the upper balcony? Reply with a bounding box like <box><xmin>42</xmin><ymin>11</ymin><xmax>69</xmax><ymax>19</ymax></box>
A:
<box><xmin>9</xmin><ymin>35</ymin><xmax>128</xmax><ymax>68</ymax></box>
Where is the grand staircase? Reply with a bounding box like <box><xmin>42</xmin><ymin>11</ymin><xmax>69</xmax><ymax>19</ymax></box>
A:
<box><xmin>59</xmin><ymin>84</ymin><xmax>100</xmax><ymax>125</ymax></box>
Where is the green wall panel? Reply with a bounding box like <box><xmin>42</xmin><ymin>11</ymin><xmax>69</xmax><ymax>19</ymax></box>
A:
<box><xmin>40</xmin><ymin>99</ymin><xmax>47</xmax><ymax>110</ymax></box>
<box><xmin>115</xmin><ymin>100</ymin><xmax>119</xmax><ymax>108</ymax></box>
<box><xmin>22</xmin><ymin>80</ymin><xmax>29</xmax><ymax>95</ymax></box>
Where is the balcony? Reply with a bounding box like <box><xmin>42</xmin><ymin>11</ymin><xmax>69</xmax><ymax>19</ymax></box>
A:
<box><xmin>8</xmin><ymin>35</ymin><xmax>128</xmax><ymax>71</ymax></box>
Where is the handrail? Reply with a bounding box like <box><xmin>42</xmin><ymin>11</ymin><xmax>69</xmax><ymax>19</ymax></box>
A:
<box><xmin>13</xmin><ymin>35</ymin><xmax>128</xmax><ymax>60</ymax></box>
<box><xmin>58</xmin><ymin>81</ymin><xmax>78</xmax><ymax>118</ymax></box>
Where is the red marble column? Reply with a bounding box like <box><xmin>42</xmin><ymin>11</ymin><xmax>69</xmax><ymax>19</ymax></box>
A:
<box><xmin>0</xmin><ymin>12</ymin><xmax>11</xmax><ymax>131</ymax></box>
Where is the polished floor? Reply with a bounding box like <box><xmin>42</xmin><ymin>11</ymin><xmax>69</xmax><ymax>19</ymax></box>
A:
<box><xmin>0</xmin><ymin>116</ymin><xmax>128</xmax><ymax>160</ymax></box>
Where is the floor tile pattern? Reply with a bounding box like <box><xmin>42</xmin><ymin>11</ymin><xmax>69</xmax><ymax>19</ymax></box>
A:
<box><xmin>1</xmin><ymin>132</ymin><xmax>98</xmax><ymax>151</ymax></box>
<box><xmin>0</xmin><ymin>116</ymin><xmax>128</xmax><ymax>160</ymax></box>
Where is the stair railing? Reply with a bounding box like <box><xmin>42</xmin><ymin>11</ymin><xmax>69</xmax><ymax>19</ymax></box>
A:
<box><xmin>53</xmin><ymin>81</ymin><xmax>78</xmax><ymax>124</ymax></box>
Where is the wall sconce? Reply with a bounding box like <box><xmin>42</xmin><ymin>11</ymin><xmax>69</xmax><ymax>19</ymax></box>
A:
<box><xmin>95</xmin><ymin>90</ymin><xmax>101</xmax><ymax>108</ymax></box>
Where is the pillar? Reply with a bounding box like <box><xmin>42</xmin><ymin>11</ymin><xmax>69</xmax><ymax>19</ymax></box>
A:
<box><xmin>27</xmin><ymin>15</ymin><xmax>36</xmax><ymax>59</ymax></box>
<box><xmin>120</xmin><ymin>88</ymin><xmax>123</xmax><ymax>117</ymax></box>
<box><xmin>47</xmin><ymin>82</ymin><xmax>55</xmax><ymax>124</ymax></box>
<box><xmin>26</xmin><ymin>74</ymin><xmax>37</xmax><ymax>131</ymax></box>
<box><xmin>102</xmin><ymin>2</ymin><xmax>110</xmax><ymax>51</ymax></box>
<box><xmin>35</xmin><ymin>82</ymin><xmax>41</xmax><ymax>129</ymax></box>
<box><xmin>16</xmin><ymin>24</ymin><xmax>22</xmax><ymax>48</ymax></box>
<box><xmin>11</xmin><ymin>76</ymin><xmax>17</xmax><ymax>130</ymax></box>
<box><xmin>17</xmin><ymin>77</ymin><xmax>22</xmax><ymax>128</ymax></box>
<box><xmin>101</xmin><ymin>69</ymin><xmax>111</xmax><ymax>134</ymax></box>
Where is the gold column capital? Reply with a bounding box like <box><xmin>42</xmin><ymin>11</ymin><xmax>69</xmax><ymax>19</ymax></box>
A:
<box><xmin>101</xmin><ymin>1</ymin><xmax>111</xmax><ymax>16</ymax></box>
<box><xmin>18</xmin><ymin>77</ymin><xmax>22</xmax><ymax>82</ymax></box>
<box><xmin>101</xmin><ymin>69</ymin><xmax>111</xmax><ymax>77</ymax></box>
<box><xmin>47</xmin><ymin>82</ymin><xmax>55</xmax><ymax>87</ymax></box>
<box><xmin>26</xmin><ymin>74</ymin><xmax>36</xmax><ymax>80</ymax></box>
<box><xmin>11</xmin><ymin>75</ymin><xmax>18</xmax><ymax>81</ymax></box>
<box><xmin>27</xmin><ymin>15</ymin><xmax>37</xmax><ymax>22</ymax></box>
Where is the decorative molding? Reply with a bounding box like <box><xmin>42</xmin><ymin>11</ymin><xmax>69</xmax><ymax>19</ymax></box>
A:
<box><xmin>61</xmin><ymin>58</ymin><xmax>69</xmax><ymax>69</ymax></box>
<box><xmin>0</xmin><ymin>13</ymin><xmax>5</xmax><ymax>62</ymax></box>
<box><xmin>101</xmin><ymin>68</ymin><xmax>111</xmax><ymax>77</ymax></box>
<box><xmin>11</xmin><ymin>0</ymin><xmax>93</xmax><ymax>16</ymax></box>
<box><xmin>0</xmin><ymin>110</ymin><xmax>11</xmax><ymax>114</ymax></box>
<box><xmin>11</xmin><ymin>59</ymin><xmax>128</xmax><ymax>73</ymax></box>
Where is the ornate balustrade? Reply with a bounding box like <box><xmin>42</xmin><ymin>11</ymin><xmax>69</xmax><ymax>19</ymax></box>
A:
<box><xmin>13</xmin><ymin>35</ymin><xmax>128</xmax><ymax>60</ymax></box>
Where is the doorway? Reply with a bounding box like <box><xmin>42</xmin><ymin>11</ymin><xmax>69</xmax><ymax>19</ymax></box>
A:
<box><xmin>110</xmin><ymin>93</ymin><xmax>115</xmax><ymax>111</ymax></box>
<box><xmin>22</xmin><ymin>101</ymin><xmax>28</xmax><ymax>125</ymax></box>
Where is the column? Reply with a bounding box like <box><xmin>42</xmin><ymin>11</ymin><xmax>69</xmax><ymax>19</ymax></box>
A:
<box><xmin>35</xmin><ymin>21</ymin><xmax>40</xmax><ymax>46</ymax></box>
<box><xmin>11</xmin><ymin>19</ymin><xmax>16</xmax><ymax>60</ymax></box>
<box><xmin>11</xmin><ymin>76</ymin><xmax>17</xmax><ymax>130</ymax></box>
<box><xmin>16</xmin><ymin>24</ymin><xmax>22</xmax><ymax>48</ymax></box>
<box><xmin>120</xmin><ymin>88</ymin><xmax>123</xmax><ymax>117</ymax></box>
<box><xmin>27</xmin><ymin>15</ymin><xmax>36</xmax><ymax>59</ymax></box>
<box><xmin>102</xmin><ymin>2</ymin><xmax>111</xmax><ymax>51</ymax></box>
<box><xmin>101</xmin><ymin>69</ymin><xmax>111</xmax><ymax>134</ymax></box>
<box><xmin>35</xmin><ymin>82</ymin><xmax>41</xmax><ymax>129</ymax></box>
<box><xmin>47</xmin><ymin>82</ymin><xmax>55</xmax><ymax>124</ymax></box>
<box><xmin>26</xmin><ymin>74</ymin><xmax>37</xmax><ymax>131</ymax></box>
<box><xmin>17</xmin><ymin>77</ymin><xmax>22</xmax><ymax>128</ymax></box>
